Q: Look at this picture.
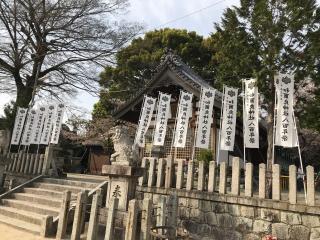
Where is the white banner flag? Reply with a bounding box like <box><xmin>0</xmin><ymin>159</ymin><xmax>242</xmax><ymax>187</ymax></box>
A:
<box><xmin>11</xmin><ymin>107</ymin><xmax>28</xmax><ymax>145</ymax></box>
<box><xmin>220</xmin><ymin>86</ymin><xmax>238</xmax><ymax>151</ymax></box>
<box><xmin>195</xmin><ymin>87</ymin><xmax>216</xmax><ymax>149</ymax></box>
<box><xmin>244</xmin><ymin>79</ymin><xmax>259</xmax><ymax>148</ymax></box>
<box><xmin>51</xmin><ymin>103</ymin><xmax>65</xmax><ymax>144</ymax></box>
<box><xmin>21</xmin><ymin>109</ymin><xmax>38</xmax><ymax>146</ymax></box>
<box><xmin>173</xmin><ymin>91</ymin><xmax>193</xmax><ymax>148</ymax></box>
<box><xmin>153</xmin><ymin>93</ymin><xmax>171</xmax><ymax>146</ymax></box>
<box><xmin>40</xmin><ymin>105</ymin><xmax>56</xmax><ymax>145</ymax></box>
<box><xmin>31</xmin><ymin>106</ymin><xmax>47</xmax><ymax>144</ymax></box>
<box><xmin>275</xmin><ymin>74</ymin><xmax>296</xmax><ymax>147</ymax></box>
<box><xmin>134</xmin><ymin>96</ymin><xmax>157</xmax><ymax>147</ymax></box>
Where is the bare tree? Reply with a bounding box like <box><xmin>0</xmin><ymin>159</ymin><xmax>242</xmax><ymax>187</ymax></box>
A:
<box><xmin>0</xmin><ymin>0</ymin><xmax>141</xmax><ymax>107</ymax></box>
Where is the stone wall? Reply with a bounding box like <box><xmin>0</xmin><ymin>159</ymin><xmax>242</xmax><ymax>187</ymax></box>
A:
<box><xmin>137</xmin><ymin>186</ymin><xmax>320</xmax><ymax>240</ymax></box>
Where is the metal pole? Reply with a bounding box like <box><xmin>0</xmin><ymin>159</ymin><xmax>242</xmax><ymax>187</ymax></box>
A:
<box><xmin>133</xmin><ymin>95</ymin><xmax>146</xmax><ymax>150</ymax></box>
<box><xmin>293</xmin><ymin>111</ymin><xmax>307</xmax><ymax>203</ymax></box>
<box><xmin>191</xmin><ymin>87</ymin><xmax>203</xmax><ymax>161</ymax></box>
<box><xmin>169</xmin><ymin>90</ymin><xmax>182</xmax><ymax>158</ymax></box>
<box><xmin>216</xmin><ymin>86</ymin><xmax>225</xmax><ymax>165</ymax></box>
<box><xmin>149</xmin><ymin>93</ymin><xmax>160</xmax><ymax>157</ymax></box>
<box><xmin>272</xmin><ymin>81</ymin><xmax>278</xmax><ymax>166</ymax></box>
<box><xmin>242</xmin><ymin>80</ymin><xmax>246</xmax><ymax>168</ymax></box>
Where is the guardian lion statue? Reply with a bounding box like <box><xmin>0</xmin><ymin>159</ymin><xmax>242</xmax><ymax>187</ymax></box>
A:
<box><xmin>108</xmin><ymin>125</ymin><xmax>139</xmax><ymax>166</ymax></box>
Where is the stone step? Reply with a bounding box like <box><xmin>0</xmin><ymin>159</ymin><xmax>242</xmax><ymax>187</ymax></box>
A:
<box><xmin>41</xmin><ymin>177</ymin><xmax>99</xmax><ymax>189</ymax></box>
<box><xmin>0</xmin><ymin>205</ymin><xmax>44</xmax><ymax>225</ymax></box>
<box><xmin>0</xmin><ymin>213</ymin><xmax>41</xmax><ymax>235</ymax></box>
<box><xmin>12</xmin><ymin>193</ymin><xmax>62</xmax><ymax>208</ymax></box>
<box><xmin>1</xmin><ymin>199</ymin><xmax>60</xmax><ymax>216</ymax></box>
<box><xmin>23</xmin><ymin>187</ymin><xmax>76</xmax><ymax>199</ymax></box>
<box><xmin>32</xmin><ymin>182</ymin><xmax>90</xmax><ymax>194</ymax></box>
<box><xmin>66</xmin><ymin>173</ymin><xmax>109</xmax><ymax>183</ymax></box>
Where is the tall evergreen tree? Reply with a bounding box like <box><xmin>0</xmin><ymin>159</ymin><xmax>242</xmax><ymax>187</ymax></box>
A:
<box><xmin>212</xmin><ymin>0</ymin><xmax>320</xmax><ymax>196</ymax></box>
<box><xmin>93</xmin><ymin>28</ymin><xmax>216</xmax><ymax>117</ymax></box>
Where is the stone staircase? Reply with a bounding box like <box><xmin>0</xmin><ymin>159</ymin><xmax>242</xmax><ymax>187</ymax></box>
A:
<box><xmin>0</xmin><ymin>176</ymin><xmax>106</xmax><ymax>236</ymax></box>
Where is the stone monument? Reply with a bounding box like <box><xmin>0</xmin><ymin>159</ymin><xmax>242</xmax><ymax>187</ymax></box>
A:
<box><xmin>102</xmin><ymin>125</ymin><xmax>143</xmax><ymax>210</ymax></box>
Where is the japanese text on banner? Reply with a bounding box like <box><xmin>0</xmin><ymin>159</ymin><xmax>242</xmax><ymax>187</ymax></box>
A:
<box><xmin>134</xmin><ymin>96</ymin><xmax>157</xmax><ymax>147</ymax></box>
<box><xmin>275</xmin><ymin>74</ymin><xmax>296</xmax><ymax>147</ymax></box>
<box><xmin>51</xmin><ymin>104</ymin><xmax>65</xmax><ymax>144</ymax></box>
<box><xmin>220</xmin><ymin>86</ymin><xmax>238</xmax><ymax>151</ymax></box>
<box><xmin>195</xmin><ymin>87</ymin><xmax>216</xmax><ymax>149</ymax></box>
<box><xmin>21</xmin><ymin>109</ymin><xmax>39</xmax><ymax>146</ymax></box>
<box><xmin>244</xmin><ymin>79</ymin><xmax>259</xmax><ymax>148</ymax></box>
<box><xmin>40</xmin><ymin>105</ymin><xmax>56</xmax><ymax>145</ymax></box>
<box><xmin>11</xmin><ymin>107</ymin><xmax>28</xmax><ymax>145</ymax></box>
<box><xmin>153</xmin><ymin>93</ymin><xmax>171</xmax><ymax>146</ymax></box>
<box><xmin>31</xmin><ymin>106</ymin><xmax>47</xmax><ymax>144</ymax></box>
<box><xmin>173</xmin><ymin>91</ymin><xmax>193</xmax><ymax>148</ymax></box>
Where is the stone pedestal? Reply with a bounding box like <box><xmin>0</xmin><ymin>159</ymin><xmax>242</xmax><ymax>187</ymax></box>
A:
<box><xmin>102</xmin><ymin>165</ymin><xmax>143</xmax><ymax>210</ymax></box>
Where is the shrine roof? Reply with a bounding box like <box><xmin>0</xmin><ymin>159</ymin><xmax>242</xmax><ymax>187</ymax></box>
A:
<box><xmin>113</xmin><ymin>51</ymin><xmax>222</xmax><ymax>121</ymax></box>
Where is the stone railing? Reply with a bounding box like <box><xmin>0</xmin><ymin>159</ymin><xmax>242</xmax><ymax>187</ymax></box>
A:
<box><xmin>136</xmin><ymin>157</ymin><xmax>320</xmax><ymax>239</ymax></box>
<box><xmin>138</xmin><ymin>157</ymin><xmax>319</xmax><ymax>206</ymax></box>
<box><xmin>56</xmin><ymin>190</ymin><xmax>181</xmax><ymax>240</ymax></box>
<box><xmin>4</xmin><ymin>152</ymin><xmax>45</xmax><ymax>176</ymax></box>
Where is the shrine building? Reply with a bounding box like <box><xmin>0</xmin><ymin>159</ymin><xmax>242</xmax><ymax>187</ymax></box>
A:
<box><xmin>113</xmin><ymin>52</ymin><xmax>267</xmax><ymax>166</ymax></box>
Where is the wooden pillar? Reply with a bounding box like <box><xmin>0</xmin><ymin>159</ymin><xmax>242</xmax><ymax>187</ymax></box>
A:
<box><xmin>33</xmin><ymin>154</ymin><xmax>39</xmax><ymax>175</ymax></box>
<box><xmin>23</xmin><ymin>154</ymin><xmax>31</xmax><ymax>174</ymax></box>
<box><xmin>28</xmin><ymin>154</ymin><xmax>35</xmax><ymax>174</ymax></box>
<box><xmin>71</xmin><ymin>191</ymin><xmax>87</xmax><ymax>240</ymax></box>
<box><xmin>140</xmin><ymin>198</ymin><xmax>152</xmax><ymax>240</ymax></box>
<box><xmin>219</xmin><ymin>162</ymin><xmax>227</xmax><ymax>194</ymax></box>
<box><xmin>231</xmin><ymin>157</ymin><xmax>240</xmax><ymax>195</ymax></box>
<box><xmin>139</xmin><ymin>158</ymin><xmax>147</xmax><ymax>186</ymax></box>
<box><xmin>19</xmin><ymin>153</ymin><xmax>27</xmax><ymax>173</ymax></box>
<box><xmin>147</xmin><ymin>158</ymin><xmax>156</xmax><ymax>187</ymax></box>
<box><xmin>245</xmin><ymin>162</ymin><xmax>253</xmax><ymax>197</ymax></box>
<box><xmin>156</xmin><ymin>196</ymin><xmax>166</xmax><ymax>232</ymax></box>
<box><xmin>186</xmin><ymin>161</ymin><xmax>194</xmax><ymax>191</ymax></box>
<box><xmin>87</xmin><ymin>191</ymin><xmax>102</xmax><ymax>240</ymax></box>
<box><xmin>16</xmin><ymin>152</ymin><xmax>23</xmax><ymax>172</ymax></box>
<box><xmin>259</xmin><ymin>163</ymin><xmax>266</xmax><ymax>199</ymax></box>
<box><xmin>208</xmin><ymin>161</ymin><xmax>216</xmax><ymax>192</ymax></box>
<box><xmin>56</xmin><ymin>191</ymin><xmax>71</xmax><ymax>240</ymax></box>
<box><xmin>40</xmin><ymin>215</ymin><xmax>53</xmax><ymax>237</ymax></box>
<box><xmin>104</xmin><ymin>197</ymin><xmax>119</xmax><ymax>240</ymax></box>
<box><xmin>307</xmin><ymin>165</ymin><xmax>315</xmax><ymax>206</ymax></box>
<box><xmin>38</xmin><ymin>154</ymin><xmax>44</xmax><ymax>174</ymax></box>
<box><xmin>197</xmin><ymin>161</ymin><xmax>205</xmax><ymax>191</ymax></box>
<box><xmin>272</xmin><ymin>164</ymin><xmax>281</xmax><ymax>201</ymax></box>
<box><xmin>167</xmin><ymin>194</ymin><xmax>178</xmax><ymax>240</ymax></box>
<box><xmin>289</xmin><ymin>165</ymin><xmax>297</xmax><ymax>204</ymax></box>
<box><xmin>124</xmin><ymin>199</ymin><xmax>138</xmax><ymax>240</ymax></box>
<box><xmin>165</xmin><ymin>158</ymin><xmax>173</xmax><ymax>189</ymax></box>
<box><xmin>42</xmin><ymin>146</ymin><xmax>54</xmax><ymax>175</ymax></box>
<box><xmin>156</xmin><ymin>158</ymin><xmax>165</xmax><ymax>188</ymax></box>
<box><xmin>176</xmin><ymin>160</ymin><xmax>184</xmax><ymax>189</ymax></box>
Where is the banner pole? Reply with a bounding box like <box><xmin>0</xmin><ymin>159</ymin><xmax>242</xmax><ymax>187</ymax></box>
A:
<box><xmin>133</xmin><ymin>95</ymin><xmax>146</xmax><ymax>153</ymax></box>
<box><xmin>149</xmin><ymin>93</ymin><xmax>160</xmax><ymax>157</ymax></box>
<box><xmin>272</xmin><ymin>80</ymin><xmax>278</xmax><ymax>166</ymax></box>
<box><xmin>293</xmin><ymin>110</ymin><xmax>307</xmax><ymax>203</ymax></box>
<box><xmin>216</xmin><ymin>86</ymin><xmax>225</xmax><ymax>165</ymax></box>
<box><xmin>191</xmin><ymin>87</ymin><xmax>203</xmax><ymax>161</ymax></box>
<box><xmin>242</xmin><ymin>80</ymin><xmax>246</xmax><ymax>169</ymax></box>
<box><xmin>170</xmin><ymin>90</ymin><xmax>182</xmax><ymax>158</ymax></box>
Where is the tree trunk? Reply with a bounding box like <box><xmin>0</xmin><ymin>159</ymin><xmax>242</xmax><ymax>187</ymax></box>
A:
<box><xmin>15</xmin><ymin>84</ymin><xmax>33</xmax><ymax>108</ymax></box>
<box><xmin>265</xmin><ymin>77</ymin><xmax>276</xmax><ymax>198</ymax></box>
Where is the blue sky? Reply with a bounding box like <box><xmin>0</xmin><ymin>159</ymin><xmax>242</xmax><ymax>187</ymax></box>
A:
<box><xmin>0</xmin><ymin>0</ymin><xmax>239</xmax><ymax>118</ymax></box>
